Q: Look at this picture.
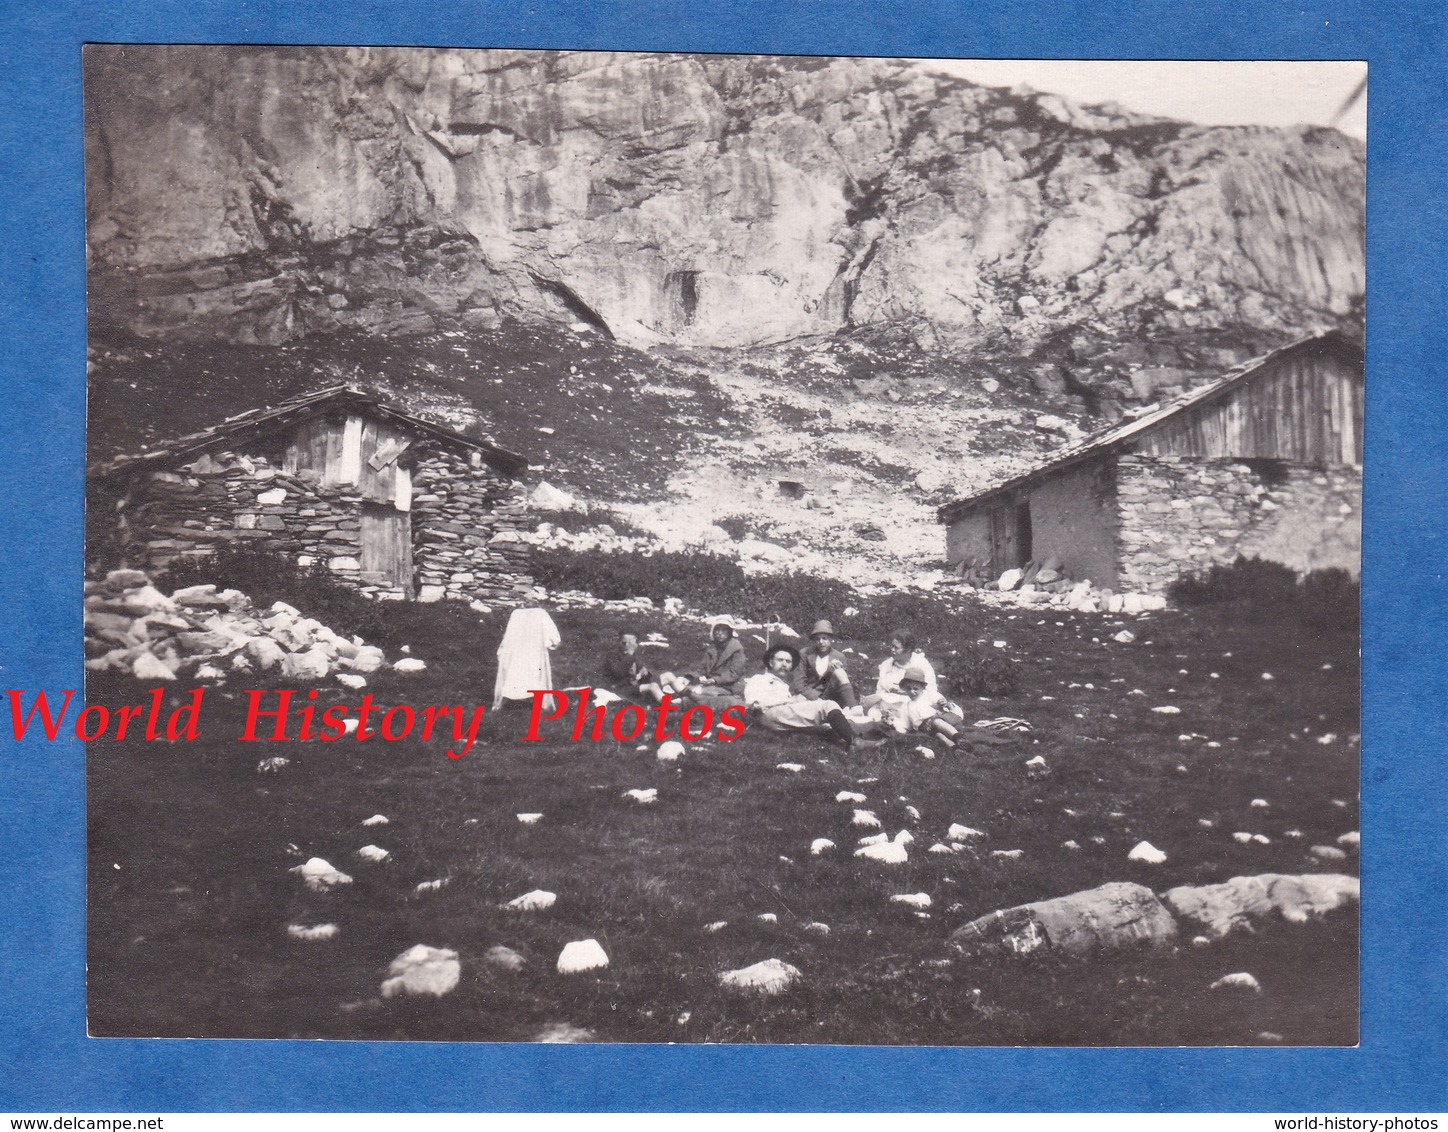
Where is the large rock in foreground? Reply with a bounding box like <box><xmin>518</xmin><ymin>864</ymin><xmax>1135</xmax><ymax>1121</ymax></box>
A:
<box><xmin>950</xmin><ymin>881</ymin><xmax>1178</xmax><ymax>958</ymax></box>
<box><xmin>1161</xmin><ymin>873</ymin><xmax>1359</xmax><ymax>941</ymax></box>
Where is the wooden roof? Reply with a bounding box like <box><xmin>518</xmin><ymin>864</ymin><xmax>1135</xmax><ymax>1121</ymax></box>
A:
<box><xmin>91</xmin><ymin>384</ymin><xmax>529</xmax><ymax>479</ymax></box>
<box><xmin>937</xmin><ymin>331</ymin><xmax>1363</xmax><ymax>523</ymax></box>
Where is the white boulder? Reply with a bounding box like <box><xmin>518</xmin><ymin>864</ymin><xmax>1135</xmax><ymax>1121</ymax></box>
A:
<box><xmin>381</xmin><ymin>945</ymin><xmax>460</xmax><ymax>998</ymax></box>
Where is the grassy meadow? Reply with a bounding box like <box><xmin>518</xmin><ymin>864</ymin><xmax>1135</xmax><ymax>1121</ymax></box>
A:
<box><xmin>87</xmin><ymin>593</ymin><xmax>1359</xmax><ymax>1045</ymax></box>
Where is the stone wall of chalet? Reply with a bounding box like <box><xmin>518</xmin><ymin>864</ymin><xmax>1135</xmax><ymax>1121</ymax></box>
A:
<box><xmin>1115</xmin><ymin>454</ymin><xmax>1361</xmax><ymax>594</ymax></box>
<box><xmin>410</xmin><ymin>449</ymin><xmax>534</xmax><ymax>606</ymax></box>
<box><xmin>106</xmin><ymin>444</ymin><xmax>532</xmax><ymax>608</ymax></box>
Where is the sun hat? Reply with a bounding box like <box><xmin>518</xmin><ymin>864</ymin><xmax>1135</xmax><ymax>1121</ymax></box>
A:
<box><xmin>809</xmin><ymin>620</ymin><xmax>836</xmax><ymax>638</ymax></box>
<box><xmin>900</xmin><ymin>664</ymin><xmax>929</xmax><ymax>686</ymax></box>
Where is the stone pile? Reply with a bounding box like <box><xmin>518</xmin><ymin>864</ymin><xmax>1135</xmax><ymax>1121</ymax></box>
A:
<box><xmin>84</xmin><ymin>569</ymin><xmax>391</xmax><ymax>683</ymax></box>
<box><xmin>955</xmin><ymin>557</ymin><xmax>1168</xmax><ymax>614</ymax></box>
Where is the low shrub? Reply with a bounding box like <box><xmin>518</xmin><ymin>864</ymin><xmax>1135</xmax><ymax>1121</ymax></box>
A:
<box><xmin>835</xmin><ymin>590</ymin><xmax>970</xmax><ymax>649</ymax></box>
<box><xmin>531</xmin><ymin>546</ymin><xmax>858</xmax><ymax>626</ymax></box>
<box><xmin>937</xmin><ymin>642</ymin><xmax>1023</xmax><ymax>698</ymax></box>
<box><xmin>1168</xmin><ymin>556</ymin><xmax>1299</xmax><ymax>607</ymax></box>
<box><xmin>713</xmin><ymin>514</ymin><xmax>753</xmax><ymax>541</ymax></box>
<box><xmin>1298</xmin><ymin>567</ymin><xmax>1361</xmax><ymax>631</ymax></box>
<box><xmin>1168</xmin><ymin>556</ymin><xmax>1359</xmax><ymax>630</ymax></box>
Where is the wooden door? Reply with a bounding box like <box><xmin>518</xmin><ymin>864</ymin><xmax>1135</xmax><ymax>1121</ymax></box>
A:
<box><xmin>989</xmin><ymin>500</ymin><xmax>1032</xmax><ymax>575</ymax></box>
<box><xmin>360</xmin><ymin>502</ymin><xmax>414</xmax><ymax>595</ymax></box>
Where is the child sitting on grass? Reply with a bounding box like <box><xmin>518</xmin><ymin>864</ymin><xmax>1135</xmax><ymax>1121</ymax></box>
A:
<box><xmin>892</xmin><ymin>664</ymin><xmax>964</xmax><ymax>748</ymax></box>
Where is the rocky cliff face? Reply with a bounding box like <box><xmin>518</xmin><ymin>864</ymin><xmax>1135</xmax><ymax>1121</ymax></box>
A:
<box><xmin>85</xmin><ymin>47</ymin><xmax>1364</xmax><ymax>350</ymax></box>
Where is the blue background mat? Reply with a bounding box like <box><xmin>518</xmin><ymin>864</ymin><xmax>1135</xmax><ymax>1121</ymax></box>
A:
<box><xmin>2</xmin><ymin>0</ymin><xmax>1443</xmax><ymax>1112</ymax></box>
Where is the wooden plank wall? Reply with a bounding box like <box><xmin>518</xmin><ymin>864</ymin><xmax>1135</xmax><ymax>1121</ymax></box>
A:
<box><xmin>357</xmin><ymin>418</ymin><xmax>411</xmax><ymax>507</ymax></box>
<box><xmin>284</xmin><ymin>414</ymin><xmax>414</xmax><ymax>506</ymax></box>
<box><xmin>1138</xmin><ymin>352</ymin><xmax>1363</xmax><ymax>466</ymax></box>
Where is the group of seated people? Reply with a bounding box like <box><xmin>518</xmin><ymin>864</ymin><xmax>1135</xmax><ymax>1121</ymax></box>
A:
<box><xmin>602</xmin><ymin>618</ymin><xmax>964</xmax><ymax>751</ymax></box>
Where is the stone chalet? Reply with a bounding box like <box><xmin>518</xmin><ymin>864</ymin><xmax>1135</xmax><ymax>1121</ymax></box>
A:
<box><xmin>89</xmin><ymin>384</ymin><xmax>535</xmax><ymax>607</ymax></box>
<box><xmin>937</xmin><ymin>331</ymin><xmax>1363</xmax><ymax>594</ymax></box>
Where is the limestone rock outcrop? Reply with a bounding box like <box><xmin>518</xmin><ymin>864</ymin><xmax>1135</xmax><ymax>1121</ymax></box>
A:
<box><xmin>86</xmin><ymin>48</ymin><xmax>1363</xmax><ymax>351</ymax></box>
<box><xmin>949</xmin><ymin>880</ymin><xmax>1179</xmax><ymax>958</ymax></box>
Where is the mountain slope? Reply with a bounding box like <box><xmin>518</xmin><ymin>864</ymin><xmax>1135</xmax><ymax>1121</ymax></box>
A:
<box><xmin>86</xmin><ymin>48</ymin><xmax>1363</xmax><ymax>350</ymax></box>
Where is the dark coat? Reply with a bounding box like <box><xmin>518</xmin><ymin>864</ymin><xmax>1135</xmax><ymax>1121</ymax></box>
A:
<box><xmin>694</xmin><ymin>636</ymin><xmax>748</xmax><ymax>691</ymax></box>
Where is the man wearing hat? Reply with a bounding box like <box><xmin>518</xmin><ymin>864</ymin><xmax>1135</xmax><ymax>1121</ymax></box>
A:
<box><xmin>793</xmin><ymin>620</ymin><xmax>859</xmax><ymax>708</ymax></box>
<box><xmin>660</xmin><ymin>618</ymin><xmax>748</xmax><ymax>701</ymax></box>
<box><xmin>743</xmin><ymin>643</ymin><xmax>861</xmax><ymax>749</ymax></box>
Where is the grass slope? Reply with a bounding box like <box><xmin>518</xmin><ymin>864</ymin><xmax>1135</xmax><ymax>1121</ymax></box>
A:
<box><xmin>88</xmin><ymin>596</ymin><xmax>1359</xmax><ymax>1045</ymax></box>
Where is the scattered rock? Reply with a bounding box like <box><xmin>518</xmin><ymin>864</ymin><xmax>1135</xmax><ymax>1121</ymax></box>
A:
<box><xmin>703</xmin><ymin>921</ymin><xmax>728</xmax><ymax>934</ymax></box>
<box><xmin>516</xmin><ymin>813</ymin><xmax>543</xmax><ymax>825</ymax></box>
<box><xmin>852</xmin><ymin>809</ymin><xmax>881</xmax><ymax>829</ymax></box>
<box><xmin>287</xmin><ymin>923</ymin><xmax>338</xmax><ymax>941</ymax></box>
<box><xmin>356</xmin><ymin>844</ymin><xmax>390</xmax><ymax>863</ymax></box>
<box><xmin>1337</xmin><ymin>831</ymin><xmax>1360</xmax><ymax>849</ymax></box>
<box><xmin>289</xmin><ymin>857</ymin><xmax>352</xmax><ymax>891</ymax></box>
<box><xmin>718</xmin><ymin>958</ymin><xmax>800</xmax><ymax>995</ymax></box>
<box><xmin>775</xmin><ymin>762</ymin><xmax>805</xmax><ymax>773</ymax></box>
<box><xmin>557</xmin><ymin>939</ymin><xmax>610</xmax><ymax>974</ymax></box>
<box><xmin>504</xmin><ymin>889</ymin><xmax>557</xmax><ymax>912</ymax></box>
<box><xmin>257</xmin><ymin>757</ymin><xmax>290</xmax><ymax>773</ymax></box>
<box><xmin>530</xmin><ymin>481</ymin><xmax>579</xmax><ymax>510</ymax></box>
<box><xmin>657</xmin><ymin>740</ymin><xmax>686</xmax><ymax>762</ymax></box>
<box><xmin>1210</xmin><ymin>971</ymin><xmax>1263</xmax><ymax>993</ymax></box>
<box><xmin>855</xmin><ymin>840</ymin><xmax>908</xmax><ymax>865</ymax></box>
<box><xmin>947</xmin><ymin>823</ymin><xmax>986</xmax><ymax>841</ymax></box>
<box><xmin>361</xmin><ymin>814</ymin><xmax>388</xmax><ymax>827</ymax></box>
<box><xmin>415</xmin><ymin>879</ymin><xmax>448</xmax><ymax>894</ymax></box>
<box><xmin>1161</xmin><ymin>874</ymin><xmax>1360</xmax><ymax>940</ymax></box>
<box><xmin>484</xmin><ymin>945</ymin><xmax>526</xmax><ymax>971</ymax></box>
<box><xmin>381</xmin><ymin>945</ymin><xmax>460</xmax><ymax>998</ymax></box>
<box><xmin>624</xmin><ymin>788</ymin><xmax>658</xmax><ymax>805</ymax></box>
<box><xmin>1310</xmin><ymin>845</ymin><xmax>1347</xmax><ymax>861</ymax></box>
<box><xmin>535</xmin><ymin>1022</ymin><xmax>596</xmax><ymax>1043</ymax></box>
<box><xmin>836</xmin><ymin>791</ymin><xmax>867</xmax><ymax>803</ymax></box>
<box><xmin>891</xmin><ymin>893</ymin><xmax>932</xmax><ymax>910</ymax></box>
<box><xmin>951</xmin><ymin>881</ymin><xmax>1178</xmax><ymax>958</ymax></box>
<box><xmin>810</xmin><ymin>838</ymin><xmax>835</xmax><ymax>856</ymax></box>
<box><xmin>392</xmin><ymin>657</ymin><xmax>427</xmax><ymax>674</ymax></box>
<box><xmin>1128</xmin><ymin>841</ymin><xmax>1167</xmax><ymax>864</ymax></box>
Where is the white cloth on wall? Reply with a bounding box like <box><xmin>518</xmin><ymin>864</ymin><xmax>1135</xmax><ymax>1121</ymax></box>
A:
<box><xmin>492</xmin><ymin>608</ymin><xmax>562</xmax><ymax>708</ymax></box>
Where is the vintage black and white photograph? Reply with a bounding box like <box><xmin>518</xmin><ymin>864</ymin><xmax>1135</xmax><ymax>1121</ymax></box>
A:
<box><xmin>83</xmin><ymin>46</ymin><xmax>1364</xmax><ymax>1044</ymax></box>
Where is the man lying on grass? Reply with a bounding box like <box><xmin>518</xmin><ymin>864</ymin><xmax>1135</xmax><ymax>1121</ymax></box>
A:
<box><xmin>742</xmin><ymin>644</ymin><xmax>879</xmax><ymax>752</ymax></box>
